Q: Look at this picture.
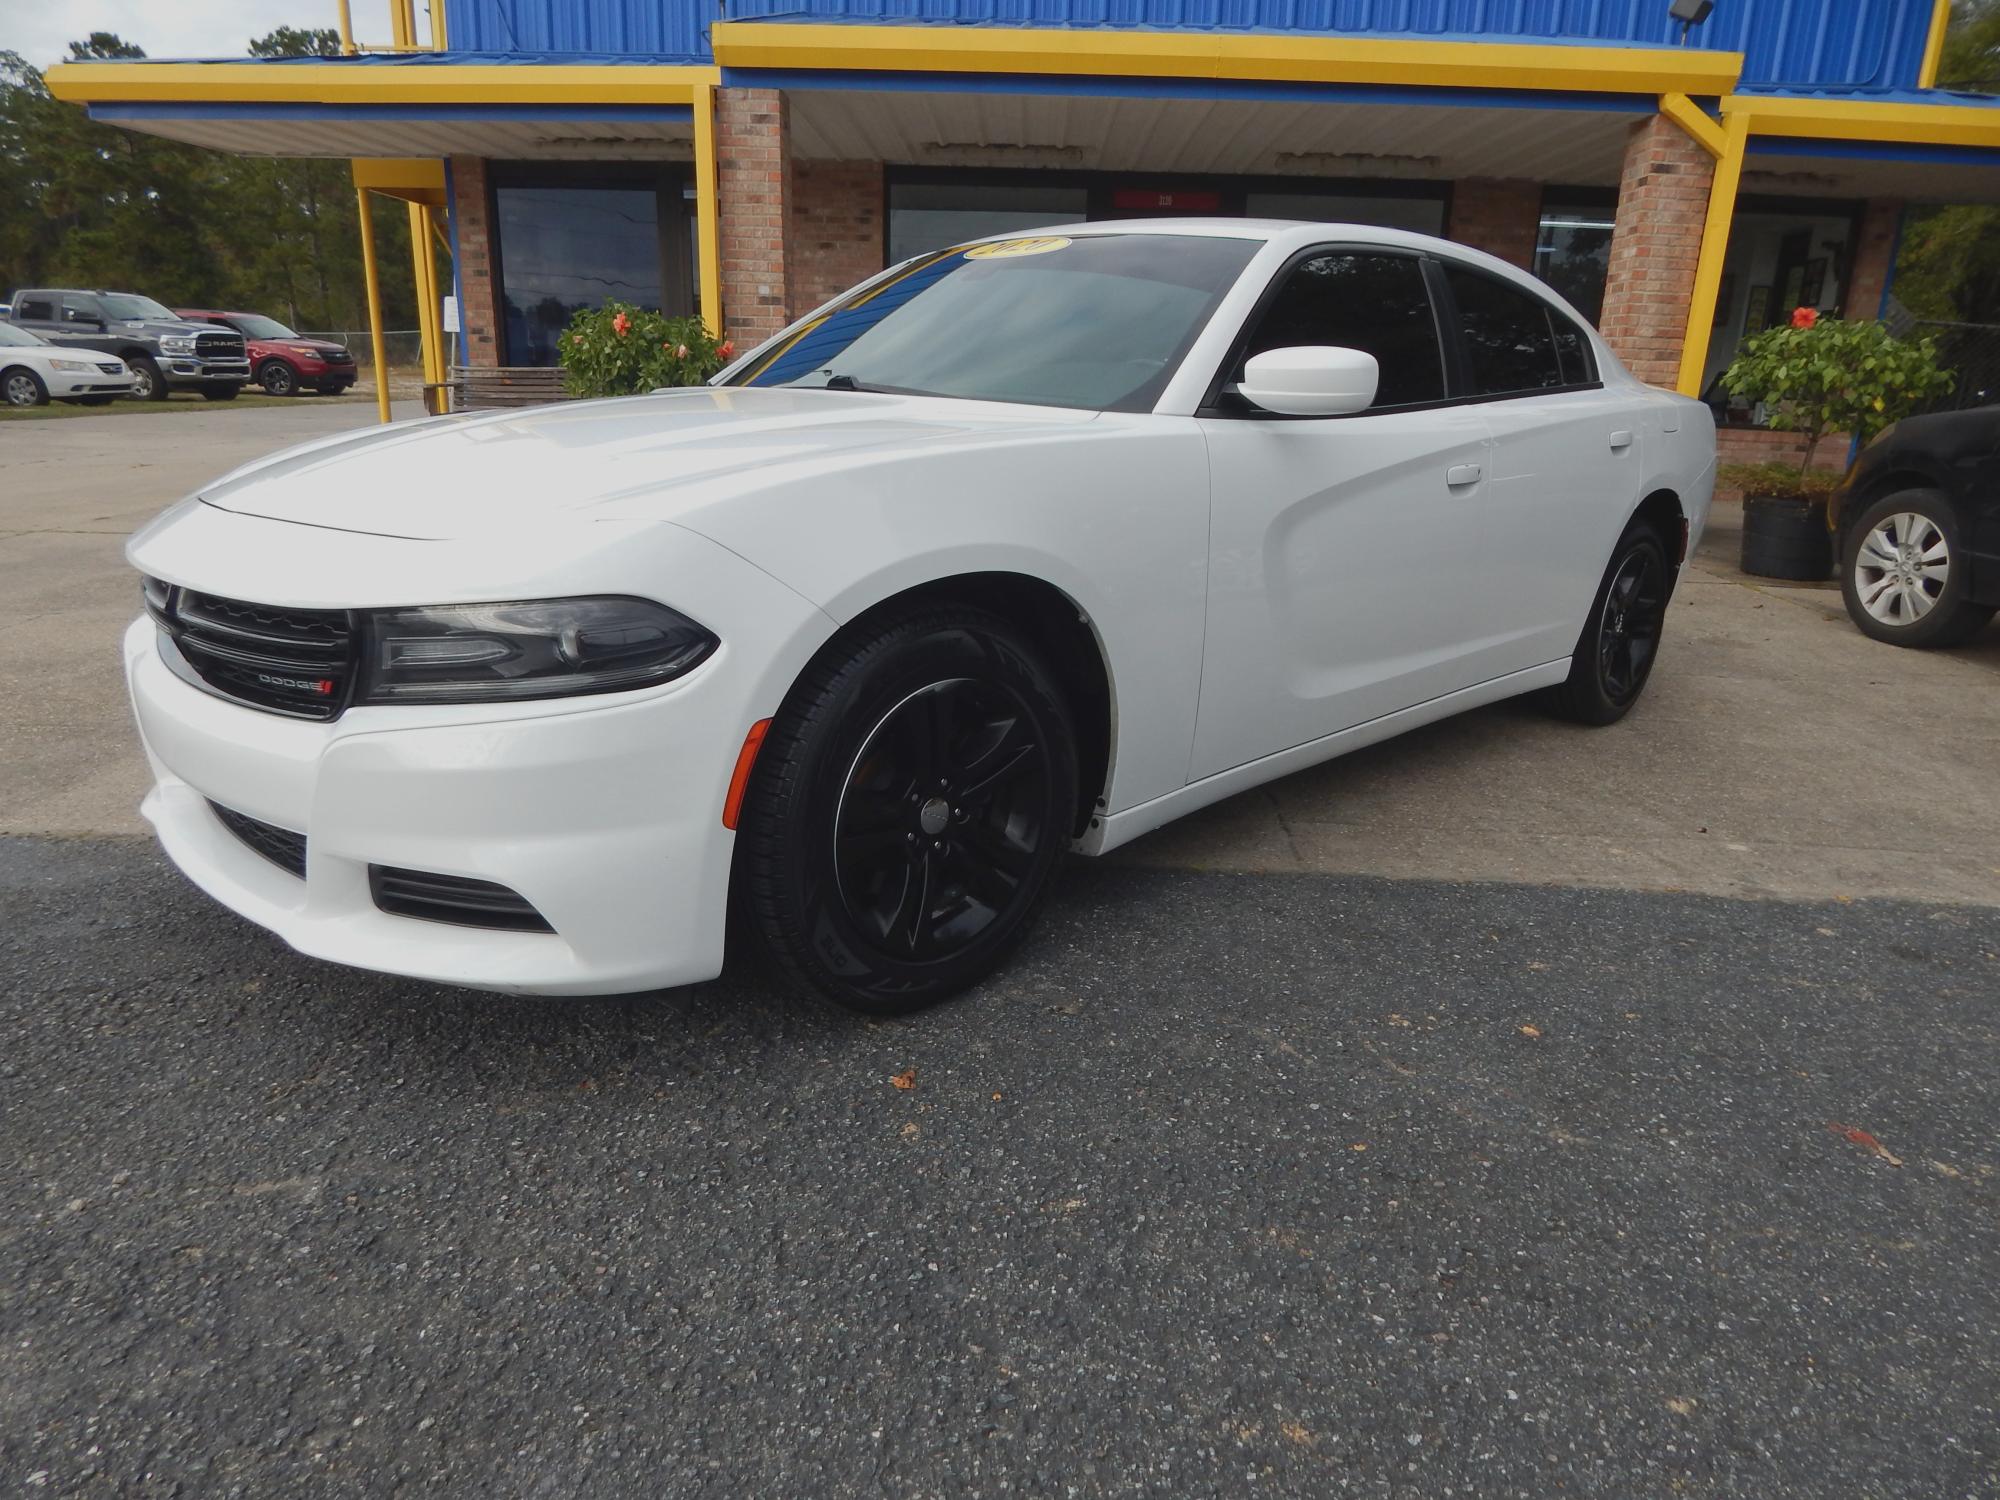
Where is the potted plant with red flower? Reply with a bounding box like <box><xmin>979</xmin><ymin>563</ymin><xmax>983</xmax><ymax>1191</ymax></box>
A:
<box><xmin>559</xmin><ymin>300</ymin><xmax>734</xmax><ymax>399</ymax></box>
<box><xmin>1718</xmin><ymin>308</ymin><xmax>1952</xmax><ymax>580</ymax></box>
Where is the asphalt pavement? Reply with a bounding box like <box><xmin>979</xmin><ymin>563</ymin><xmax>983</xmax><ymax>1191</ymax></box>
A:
<box><xmin>4</xmin><ymin>838</ymin><xmax>1995</xmax><ymax>1498</ymax></box>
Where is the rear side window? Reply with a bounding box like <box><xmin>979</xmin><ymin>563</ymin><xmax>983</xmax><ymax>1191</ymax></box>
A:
<box><xmin>1235</xmin><ymin>252</ymin><xmax>1445</xmax><ymax>409</ymax></box>
<box><xmin>1444</xmin><ymin>265</ymin><xmax>1578</xmax><ymax>397</ymax></box>
<box><xmin>14</xmin><ymin>296</ymin><xmax>55</xmax><ymax>321</ymax></box>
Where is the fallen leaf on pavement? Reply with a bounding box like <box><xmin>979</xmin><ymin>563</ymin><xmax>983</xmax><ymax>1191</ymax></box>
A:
<box><xmin>1828</xmin><ymin>1121</ymin><xmax>1903</xmax><ymax>1166</ymax></box>
<box><xmin>1519</xmin><ymin>1024</ymin><xmax>1542</xmax><ymax>1038</ymax></box>
<box><xmin>890</xmin><ymin>1068</ymin><xmax>916</xmax><ymax>1091</ymax></box>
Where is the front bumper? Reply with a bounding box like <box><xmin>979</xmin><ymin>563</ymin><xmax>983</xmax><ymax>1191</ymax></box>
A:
<box><xmin>166</xmin><ymin>358</ymin><xmax>251</xmax><ymax>384</ymax></box>
<box><xmin>125</xmin><ymin>605</ymin><xmax>772</xmax><ymax>996</ymax></box>
<box><xmin>51</xmin><ymin>368</ymin><xmax>133</xmax><ymax>397</ymax></box>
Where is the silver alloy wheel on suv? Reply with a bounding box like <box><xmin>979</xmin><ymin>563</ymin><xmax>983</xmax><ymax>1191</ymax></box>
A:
<box><xmin>1852</xmin><ymin>510</ymin><xmax>1948</xmax><ymax>627</ymax></box>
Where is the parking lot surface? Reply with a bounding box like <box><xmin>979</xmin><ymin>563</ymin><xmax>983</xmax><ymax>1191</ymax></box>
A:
<box><xmin>3</xmin><ymin>404</ymin><xmax>1997</xmax><ymax>1497</ymax></box>
<box><xmin>3</xmin><ymin>842</ymin><xmax>1996</xmax><ymax>1498</ymax></box>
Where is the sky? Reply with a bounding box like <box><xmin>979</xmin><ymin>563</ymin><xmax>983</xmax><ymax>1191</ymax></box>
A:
<box><xmin>0</xmin><ymin>1</ymin><xmax>429</xmax><ymax>69</ymax></box>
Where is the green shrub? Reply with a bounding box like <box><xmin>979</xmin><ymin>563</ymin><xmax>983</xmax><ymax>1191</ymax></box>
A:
<box><xmin>1720</xmin><ymin>310</ymin><xmax>1953</xmax><ymax>482</ymax></box>
<box><xmin>1717</xmin><ymin>461</ymin><xmax>1843</xmax><ymax>501</ymax></box>
<box><xmin>558</xmin><ymin>301</ymin><xmax>736</xmax><ymax>399</ymax></box>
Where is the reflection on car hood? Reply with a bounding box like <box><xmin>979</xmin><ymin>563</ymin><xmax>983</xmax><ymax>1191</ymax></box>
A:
<box><xmin>194</xmin><ymin>386</ymin><xmax>1099</xmax><ymax>541</ymax></box>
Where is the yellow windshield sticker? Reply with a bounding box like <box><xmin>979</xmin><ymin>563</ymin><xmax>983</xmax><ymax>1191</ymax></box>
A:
<box><xmin>964</xmin><ymin>236</ymin><xmax>1072</xmax><ymax>260</ymax></box>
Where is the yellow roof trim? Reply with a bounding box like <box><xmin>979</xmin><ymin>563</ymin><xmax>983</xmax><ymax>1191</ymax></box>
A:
<box><xmin>1658</xmin><ymin>91</ymin><xmax>1727</xmax><ymax>157</ymax></box>
<box><xmin>1725</xmin><ymin>93</ymin><xmax>2000</xmax><ymax>150</ymax></box>
<box><xmin>351</xmin><ymin>156</ymin><xmax>447</xmax><ymax>205</ymax></box>
<box><xmin>43</xmin><ymin>60</ymin><xmax>719</xmax><ymax>108</ymax></box>
<box><xmin>710</xmin><ymin>21</ymin><xmax>1744</xmax><ymax>97</ymax></box>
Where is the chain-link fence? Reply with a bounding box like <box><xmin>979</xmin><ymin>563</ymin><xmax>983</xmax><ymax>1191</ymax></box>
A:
<box><xmin>1908</xmin><ymin>321</ymin><xmax>2000</xmax><ymax>414</ymax></box>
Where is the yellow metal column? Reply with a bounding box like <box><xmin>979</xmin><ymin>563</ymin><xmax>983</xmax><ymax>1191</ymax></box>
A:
<box><xmin>1675</xmin><ymin>111</ymin><xmax>1749</xmax><ymax>398</ymax></box>
<box><xmin>407</xmin><ymin>200</ymin><xmax>445</xmax><ymax>408</ymax></box>
<box><xmin>335</xmin><ymin>0</ymin><xmax>357</xmax><ymax>54</ymax></box>
<box><xmin>692</xmin><ymin>80</ymin><xmax>724</xmax><ymax>338</ymax></box>
<box><xmin>1918</xmin><ymin>0</ymin><xmax>1951</xmax><ymax>88</ymax></box>
<box><xmin>355</xmin><ymin>185</ymin><xmax>393</xmax><ymax>425</ymax></box>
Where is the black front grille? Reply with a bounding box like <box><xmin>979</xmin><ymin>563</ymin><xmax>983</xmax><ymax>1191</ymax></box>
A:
<box><xmin>370</xmin><ymin>866</ymin><xmax>554</xmax><ymax>932</ymax></box>
<box><xmin>321</xmin><ymin>350</ymin><xmax>354</xmax><ymax>366</ymax></box>
<box><xmin>147</xmin><ymin>578</ymin><xmax>357</xmax><ymax>720</ymax></box>
<box><xmin>210</xmin><ymin>801</ymin><xmax>307</xmax><ymax>878</ymax></box>
<box><xmin>194</xmin><ymin>330</ymin><xmax>245</xmax><ymax>361</ymax></box>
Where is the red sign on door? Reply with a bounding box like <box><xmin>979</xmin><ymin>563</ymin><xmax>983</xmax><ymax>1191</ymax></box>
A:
<box><xmin>1110</xmin><ymin>188</ymin><xmax>1223</xmax><ymax>213</ymax></box>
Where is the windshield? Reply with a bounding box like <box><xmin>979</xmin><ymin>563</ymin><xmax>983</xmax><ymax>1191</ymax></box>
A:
<box><xmin>0</xmin><ymin>323</ymin><xmax>46</xmax><ymax>347</ymax></box>
<box><xmin>230</xmin><ymin>314</ymin><xmax>296</xmax><ymax>339</ymax></box>
<box><xmin>722</xmin><ymin>233</ymin><xmax>1258</xmax><ymax>413</ymax></box>
<box><xmin>100</xmin><ymin>294</ymin><xmax>177</xmax><ymax>321</ymax></box>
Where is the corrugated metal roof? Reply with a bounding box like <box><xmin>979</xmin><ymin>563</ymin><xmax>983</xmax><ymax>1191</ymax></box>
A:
<box><xmin>445</xmin><ymin>0</ymin><xmax>1941</xmax><ymax>89</ymax></box>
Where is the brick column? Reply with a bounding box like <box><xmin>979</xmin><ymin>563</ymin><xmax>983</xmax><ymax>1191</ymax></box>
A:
<box><xmin>791</xmin><ymin>160</ymin><xmax>885</xmax><ymax>313</ymax></box>
<box><xmin>1844</xmin><ymin>198</ymin><xmax>1904</xmax><ymax>322</ymax></box>
<box><xmin>448</xmin><ymin>156</ymin><xmax>500</xmax><ymax>367</ymax></box>
<box><xmin>1597</xmin><ymin>114</ymin><xmax>1716</xmax><ymax>389</ymax></box>
<box><xmin>716</xmin><ymin>87</ymin><xmax>794</xmax><ymax>347</ymax></box>
<box><xmin>1447</xmin><ymin>178</ymin><xmax>1542</xmax><ymax>269</ymax></box>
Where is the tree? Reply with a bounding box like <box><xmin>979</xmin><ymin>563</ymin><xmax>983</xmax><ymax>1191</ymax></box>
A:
<box><xmin>0</xmin><ymin>29</ymin><xmax>428</xmax><ymax>338</ymax></box>
<box><xmin>1893</xmin><ymin>2</ymin><xmax>2000</xmax><ymax>323</ymax></box>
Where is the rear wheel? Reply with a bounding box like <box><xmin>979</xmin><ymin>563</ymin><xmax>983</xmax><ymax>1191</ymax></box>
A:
<box><xmin>199</xmin><ymin>384</ymin><xmax>241</xmax><ymax>402</ymax></box>
<box><xmin>736</xmin><ymin>608</ymin><xmax>1078</xmax><ymax>1014</ymax></box>
<box><xmin>258</xmin><ymin>360</ymin><xmax>297</xmax><ymax>397</ymax></box>
<box><xmin>2</xmin><ymin>366</ymin><xmax>48</xmax><ymax>407</ymax></box>
<box><xmin>1543</xmin><ymin>521</ymin><xmax>1672</xmax><ymax>726</ymax></box>
<box><xmin>129</xmin><ymin>356</ymin><xmax>169</xmax><ymax>401</ymax></box>
<box><xmin>1840</xmin><ymin>489</ymin><xmax>1994</xmax><ymax>648</ymax></box>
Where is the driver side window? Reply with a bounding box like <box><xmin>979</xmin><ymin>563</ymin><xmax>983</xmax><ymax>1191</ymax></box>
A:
<box><xmin>61</xmin><ymin>295</ymin><xmax>103</xmax><ymax>326</ymax></box>
<box><xmin>1234</xmin><ymin>252</ymin><xmax>1445</xmax><ymax>409</ymax></box>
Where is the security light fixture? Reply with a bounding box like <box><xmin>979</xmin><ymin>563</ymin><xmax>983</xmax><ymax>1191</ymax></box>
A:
<box><xmin>1670</xmin><ymin>0</ymin><xmax>1715</xmax><ymax>42</ymax></box>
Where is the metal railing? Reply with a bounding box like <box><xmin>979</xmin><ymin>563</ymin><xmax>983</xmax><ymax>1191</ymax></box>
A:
<box><xmin>334</xmin><ymin>0</ymin><xmax>446</xmax><ymax>53</ymax></box>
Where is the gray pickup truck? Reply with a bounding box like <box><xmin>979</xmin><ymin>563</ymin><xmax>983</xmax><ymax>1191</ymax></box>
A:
<box><xmin>6</xmin><ymin>289</ymin><xmax>250</xmax><ymax>401</ymax></box>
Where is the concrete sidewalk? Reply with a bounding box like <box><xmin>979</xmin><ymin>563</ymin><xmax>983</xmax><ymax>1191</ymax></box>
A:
<box><xmin>3</xmin><ymin>407</ymin><xmax>1995</xmax><ymax>907</ymax></box>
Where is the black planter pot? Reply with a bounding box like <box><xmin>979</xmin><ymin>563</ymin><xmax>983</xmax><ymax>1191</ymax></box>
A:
<box><xmin>1740</xmin><ymin>494</ymin><xmax>1833</xmax><ymax>581</ymax></box>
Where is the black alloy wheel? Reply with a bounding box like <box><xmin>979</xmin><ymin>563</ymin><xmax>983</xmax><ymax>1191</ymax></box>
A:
<box><xmin>833</xmin><ymin>676</ymin><xmax>1052</xmax><ymax>960</ymax></box>
<box><xmin>737</xmin><ymin>607</ymin><xmax>1078</xmax><ymax>1013</ymax></box>
<box><xmin>1544</xmin><ymin>522</ymin><xmax>1672</xmax><ymax>725</ymax></box>
<box><xmin>259</xmin><ymin>359</ymin><xmax>297</xmax><ymax>397</ymax></box>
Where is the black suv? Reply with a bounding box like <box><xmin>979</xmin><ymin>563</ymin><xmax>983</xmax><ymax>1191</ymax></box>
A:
<box><xmin>1832</xmin><ymin>405</ymin><xmax>2000</xmax><ymax>648</ymax></box>
<box><xmin>6</xmin><ymin>289</ymin><xmax>250</xmax><ymax>401</ymax></box>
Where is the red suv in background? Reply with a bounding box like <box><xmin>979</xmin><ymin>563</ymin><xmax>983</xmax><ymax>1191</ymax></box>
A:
<box><xmin>173</xmin><ymin>310</ymin><xmax>356</xmax><ymax>397</ymax></box>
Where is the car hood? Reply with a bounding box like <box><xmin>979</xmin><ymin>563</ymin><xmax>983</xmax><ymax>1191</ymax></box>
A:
<box><xmin>116</xmin><ymin>318</ymin><xmax>226</xmax><ymax>340</ymax></box>
<box><xmin>195</xmin><ymin>386</ymin><xmax>1099</xmax><ymax>541</ymax></box>
<box><xmin>34</xmin><ymin>341</ymin><xmax>122</xmax><ymax>362</ymax></box>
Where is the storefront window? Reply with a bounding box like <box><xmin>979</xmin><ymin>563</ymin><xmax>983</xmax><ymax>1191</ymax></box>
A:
<box><xmin>491</xmin><ymin>168</ymin><xmax>690</xmax><ymax>366</ymax></box>
<box><xmin>1243</xmin><ymin>191</ymin><xmax>1444</xmax><ymax>236</ymax></box>
<box><xmin>1534</xmin><ymin>197</ymin><xmax>1616</xmax><ymax>325</ymax></box>
<box><xmin>1699</xmin><ymin>204</ymin><xmax>1859</xmax><ymax>410</ymax></box>
<box><xmin>888</xmin><ymin>183</ymin><xmax>1089</xmax><ymax>263</ymax></box>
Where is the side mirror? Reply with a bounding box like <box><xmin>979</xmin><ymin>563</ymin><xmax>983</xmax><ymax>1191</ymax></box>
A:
<box><xmin>1237</xmin><ymin>345</ymin><xmax>1379</xmax><ymax>417</ymax></box>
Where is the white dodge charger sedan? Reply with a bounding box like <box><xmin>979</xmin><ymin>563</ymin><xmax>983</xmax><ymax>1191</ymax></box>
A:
<box><xmin>124</xmin><ymin>222</ymin><xmax>1715</xmax><ymax>1011</ymax></box>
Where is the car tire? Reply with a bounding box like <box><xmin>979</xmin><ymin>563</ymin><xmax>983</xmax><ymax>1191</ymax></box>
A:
<box><xmin>199</xmin><ymin>384</ymin><xmax>241</xmax><ymax>402</ymax></box>
<box><xmin>736</xmin><ymin>607</ymin><xmax>1079</xmax><ymax>1014</ymax></box>
<box><xmin>1542</xmin><ymin>519</ymin><xmax>1673</xmax><ymax>726</ymax></box>
<box><xmin>258</xmin><ymin>360</ymin><xmax>297</xmax><ymax>397</ymax></box>
<box><xmin>129</xmin><ymin>356</ymin><xmax>169</xmax><ymax>401</ymax></box>
<box><xmin>1840</xmin><ymin>489</ymin><xmax>1995</xmax><ymax>649</ymax></box>
<box><xmin>3</xmin><ymin>366</ymin><xmax>49</xmax><ymax>407</ymax></box>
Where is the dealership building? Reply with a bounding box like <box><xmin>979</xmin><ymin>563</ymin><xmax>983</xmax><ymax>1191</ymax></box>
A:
<box><xmin>47</xmin><ymin>0</ymin><xmax>2000</xmax><ymax>447</ymax></box>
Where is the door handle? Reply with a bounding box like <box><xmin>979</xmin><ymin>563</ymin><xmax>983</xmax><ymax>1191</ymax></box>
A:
<box><xmin>1608</xmin><ymin>430</ymin><xmax>1635</xmax><ymax>450</ymax></box>
<box><xmin>1446</xmin><ymin>463</ymin><xmax>1483</xmax><ymax>486</ymax></box>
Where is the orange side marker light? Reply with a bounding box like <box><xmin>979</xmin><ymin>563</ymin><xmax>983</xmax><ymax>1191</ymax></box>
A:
<box><xmin>722</xmin><ymin>718</ymin><xmax>772</xmax><ymax>830</ymax></box>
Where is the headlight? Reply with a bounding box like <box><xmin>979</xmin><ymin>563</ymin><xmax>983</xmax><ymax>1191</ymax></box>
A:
<box><xmin>160</xmin><ymin>334</ymin><xmax>197</xmax><ymax>354</ymax></box>
<box><xmin>356</xmin><ymin>596</ymin><xmax>717</xmax><ymax>705</ymax></box>
<box><xmin>49</xmin><ymin>358</ymin><xmax>92</xmax><ymax>372</ymax></box>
